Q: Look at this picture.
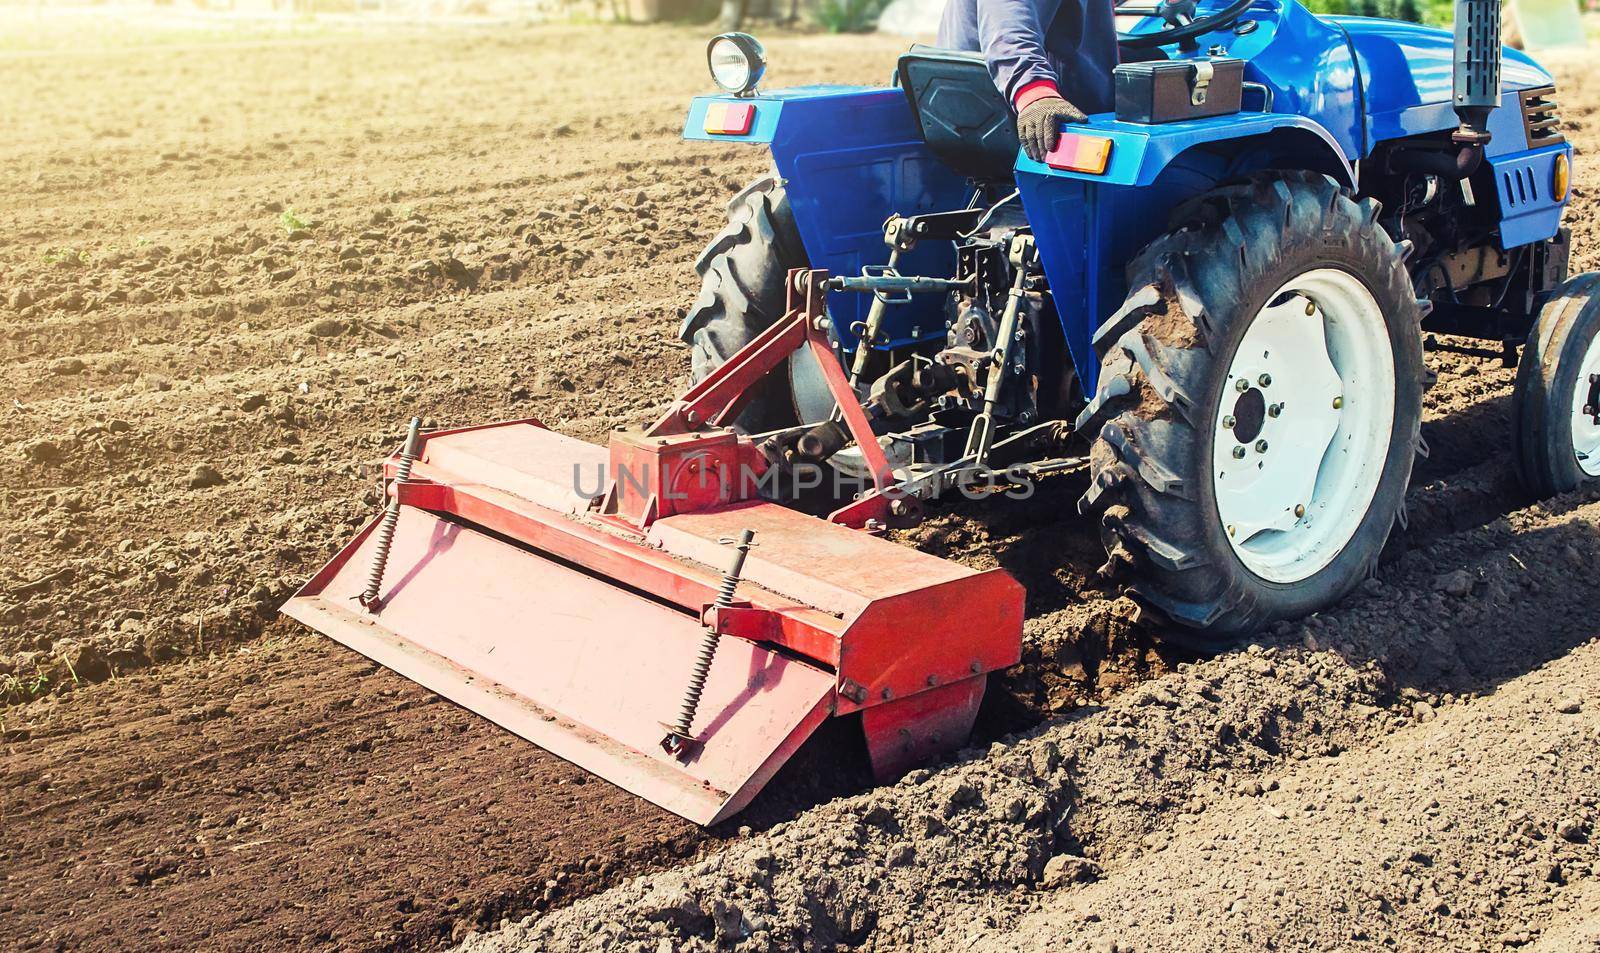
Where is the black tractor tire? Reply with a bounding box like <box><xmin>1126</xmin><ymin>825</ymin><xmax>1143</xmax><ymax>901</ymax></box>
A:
<box><xmin>1512</xmin><ymin>272</ymin><xmax>1600</xmax><ymax>496</ymax></box>
<box><xmin>681</xmin><ymin>176</ymin><xmax>809</xmax><ymax>433</ymax></box>
<box><xmin>1080</xmin><ymin>171</ymin><xmax>1427</xmax><ymax>649</ymax></box>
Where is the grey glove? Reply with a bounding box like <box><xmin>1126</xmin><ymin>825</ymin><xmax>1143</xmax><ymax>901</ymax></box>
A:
<box><xmin>1016</xmin><ymin>95</ymin><xmax>1088</xmax><ymax>162</ymax></box>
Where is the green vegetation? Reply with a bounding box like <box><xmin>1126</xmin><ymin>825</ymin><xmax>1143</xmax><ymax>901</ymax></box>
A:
<box><xmin>1302</xmin><ymin>0</ymin><xmax>1443</xmax><ymax>23</ymax></box>
<box><xmin>0</xmin><ymin>672</ymin><xmax>50</xmax><ymax>706</ymax></box>
<box><xmin>278</xmin><ymin>207</ymin><xmax>313</xmax><ymax>234</ymax></box>
<box><xmin>41</xmin><ymin>246</ymin><xmax>89</xmax><ymax>267</ymax></box>
<box><xmin>812</xmin><ymin>0</ymin><xmax>890</xmax><ymax>32</ymax></box>
<box><xmin>58</xmin><ymin>654</ymin><xmax>81</xmax><ymax>689</ymax></box>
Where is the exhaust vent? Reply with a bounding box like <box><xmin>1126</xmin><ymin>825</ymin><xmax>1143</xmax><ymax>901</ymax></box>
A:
<box><xmin>1521</xmin><ymin>86</ymin><xmax>1564</xmax><ymax>148</ymax></box>
<box><xmin>1451</xmin><ymin>0</ymin><xmax>1501</xmax><ymax>141</ymax></box>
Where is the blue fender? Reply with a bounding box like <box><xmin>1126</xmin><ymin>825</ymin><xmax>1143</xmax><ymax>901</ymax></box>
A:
<box><xmin>1015</xmin><ymin>110</ymin><xmax>1355</xmax><ymax>391</ymax></box>
<box><xmin>1012</xmin><ymin>110</ymin><xmax>1354</xmax><ymax>187</ymax></box>
<box><xmin>684</xmin><ymin>86</ymin><xmax>969</xmax><ymax>353</ymax></box>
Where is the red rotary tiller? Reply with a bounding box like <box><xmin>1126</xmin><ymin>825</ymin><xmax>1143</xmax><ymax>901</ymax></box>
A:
<box><xmin>286</xmin><ymin>270</ymin><xmax>1024</xmax><ymax>824</ymax></box>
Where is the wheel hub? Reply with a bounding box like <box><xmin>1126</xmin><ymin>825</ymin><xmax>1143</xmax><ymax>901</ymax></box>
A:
<box><xmin>1228</xmin><ymin>386</ymin><xmax>1267</xmax><ymax>443</ymax></box>
<box><xmin>1213</xmin><ymin>292</ymin><xmax>1345</xmax><ymax>541</ymax></box>
<box><xmin>1569</xmin><ymin>348</ymin><xmax>1600</xmax><ymax>476</ymax></box>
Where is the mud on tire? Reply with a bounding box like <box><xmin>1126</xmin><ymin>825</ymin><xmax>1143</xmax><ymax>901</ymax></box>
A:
<box><xmin>680</xmin><ymin>175</ymin><xmax>809</xmax><ymax>432</ymax></box>
<box><xmin>1080</xmin><ymin>171</ymin><xmax>1427</xmax><ymax>648</ymax></box>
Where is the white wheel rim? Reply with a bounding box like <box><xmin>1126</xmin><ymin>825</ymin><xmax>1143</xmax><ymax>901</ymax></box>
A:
<box><xmin>1211</xmin><ymin>268</ymin><xmax>1396</xmax><ymax>584</ymax></box>
<box><xmin>1568</xmin><ymin>332</ymin><xmax>1600</xmax><ymax>476</ymax></box>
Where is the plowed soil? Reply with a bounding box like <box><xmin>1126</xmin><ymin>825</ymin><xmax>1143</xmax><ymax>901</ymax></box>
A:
<box><xmin>0</xmin><ymin>632</ymin><xmax>702</xmax><ymax>950</ymax></box>
<box><xmin>0</xmin><ymin>17</ymin><xmax>875</xmax><ymax>951</ymax></box>
<box><xmin>2</xmin><ymin>14</ymin><xmax>1598</xmax><ymax>953</ymax></box>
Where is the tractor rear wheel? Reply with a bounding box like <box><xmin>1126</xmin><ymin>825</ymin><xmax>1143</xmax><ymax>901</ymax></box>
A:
<box><xmin>1512</xmin><ymin>272</ymin><xmax>1600</xmax><ymax>496</ymax></box>
<box><xmin>1082</xmin><ymin>172</ymin><xmax>1426</xmax><ymax>648</ymax></box>
<box><xmin>681</xmin><ymin>176</ymin><xmax>830</xmax><ymax>432</ymax></box>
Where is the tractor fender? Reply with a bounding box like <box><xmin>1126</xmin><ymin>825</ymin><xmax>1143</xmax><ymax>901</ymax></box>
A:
<box><xmin>1015</xmin><ymin>116</ymin><xmax>1356</xmax><ymax>394</ymax></box>
<box><xmin>682</xmin><ymin>86</ymin><xmax>902</xmax><ymax>146</ymax></box>
<box><xmin>1013</xmin><ymin>112</ymin><xmax>1355</xmax><ymax>190</ymax></box>
<box><xmin>683</xmin><ymin>86</ymin><xmax>972</xmax><ymax>355</ymax></box>
<box><xmin>684</xmin><ymin>86</ymin><xmax>1355</xmax><ymax>193</ymax></box>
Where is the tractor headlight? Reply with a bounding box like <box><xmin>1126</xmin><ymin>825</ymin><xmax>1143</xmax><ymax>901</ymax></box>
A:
<box><xmin>708</xmin><ymin>33</ymin><xmax>765</xmax><ymax>97</ymax></box>
<box><xmin>1553</xmin><ymin>153</ymin><xmax>1571</xmax><ymax>203</ymax></box>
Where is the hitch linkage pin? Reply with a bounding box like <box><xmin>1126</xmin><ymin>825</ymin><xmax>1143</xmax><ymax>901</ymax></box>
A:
<box><xmin>359</xmin><ymin>416</ymin><xmax>423</xmax><ymax>612</ymax></box>
<box><xmin>662</xmin><ymin>529</ymin><xmax>756</xmax><ymax>758</ymax></box>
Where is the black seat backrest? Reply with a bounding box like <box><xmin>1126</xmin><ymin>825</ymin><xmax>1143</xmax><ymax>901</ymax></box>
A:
<box><xmin>897</xmin><ymin>48</ymin><xmax>1020</xmax><ymax>182</ymax></box>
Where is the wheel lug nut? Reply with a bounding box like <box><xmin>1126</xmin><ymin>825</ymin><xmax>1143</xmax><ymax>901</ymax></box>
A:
<box><xmin>1258</xmin><ymin>373</ymin><xmax>1272</xmax><ymax>387</ymax></box>
<box><xmin>1295</xmin><ymin>504</ymin><xmax>1306</xmax><ymax>518</ymax></box>
<box><xmin>1232</xmin><ymin>446</ymin><xmax>1247</xmax><ymax>459</ymax></box>
<box><xmin>1236</xmin><ymin>378</ymin><xmax>1250</xmax><ymax>392</ymax></box>
<box><xmin>1332</xmin><ymin>396</ymin><xmax>1343</xmax><ymax>409</ymax></box>
<box><xmin>1268</xmin><ymin>403</ymin><xmax>1282</xmax><ymax>418</ymax></box>
<box><xmin>1255</xmin><ymin>440</ymin><xmax>1269</xmax><ymax>453</ymax></box>
<box><xmin>1222</xmin><ymin>415</ymin><xmax>1237</xmax><ymax>429</ymax></box>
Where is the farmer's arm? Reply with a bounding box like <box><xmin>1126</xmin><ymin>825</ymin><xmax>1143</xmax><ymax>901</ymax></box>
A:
<box><xmin>971</xmin><ymin>0</ymin><xmax>1062</xmax><ymax>108</ymax></box>
<box><xmin>938</xmin><ymin>0</ymin><xmax>1092</xmax><ymax>160</ymax></box>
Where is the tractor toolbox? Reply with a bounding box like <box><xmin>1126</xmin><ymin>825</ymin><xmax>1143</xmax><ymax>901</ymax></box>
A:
<box><xmin>1113</xmin><ymin>57</ymin><xmax>1244</xmax><ymax>123</ymax></box>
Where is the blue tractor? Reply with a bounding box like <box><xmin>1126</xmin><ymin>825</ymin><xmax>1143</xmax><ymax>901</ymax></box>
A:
<box><xmin>682</xmin><ymin>0</ymin><xmax>1584</xmax><ymax>646</ymax></box>
<box><xmin>287</xmin><ymin>0</ymin><xmax>1593</xmax><ymax>825</ymax></box>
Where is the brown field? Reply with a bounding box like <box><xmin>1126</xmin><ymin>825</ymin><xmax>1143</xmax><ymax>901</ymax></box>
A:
<box><xmin>2</xmin><ymin>15</ymin><xmax>1598</xmax><ymax>953</ymax></box>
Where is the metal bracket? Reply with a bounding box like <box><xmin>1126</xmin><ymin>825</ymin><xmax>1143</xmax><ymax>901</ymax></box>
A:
<box><xmin>963</xmin><ymin>235</ymin><xmax>1037</xmax><ymax>467</ymax></box>
<box><xmin>1190</xmin><ymin>60</ymin><xmax>1214</xmax><ymax>106</ymax></box>
<box><xmin>1241</xmin><ymin>80</ymin><xmax>1273</xmax><ymax>112</ymax></box>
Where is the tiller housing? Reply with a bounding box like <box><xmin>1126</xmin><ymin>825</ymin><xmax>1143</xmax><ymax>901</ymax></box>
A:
<box><xmin>285</xmin><ymin>271</ymin><xmax>1024</xmax><ymax>824</ymax></box>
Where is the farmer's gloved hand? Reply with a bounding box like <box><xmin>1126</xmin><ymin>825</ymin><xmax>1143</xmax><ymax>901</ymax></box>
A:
<box><xmin>1016</xmin><ymin>95</ymin><xmax>1087</xmax><ymax>162</ymax></box>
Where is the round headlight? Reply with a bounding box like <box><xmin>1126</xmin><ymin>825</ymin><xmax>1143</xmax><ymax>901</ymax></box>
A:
<box><xmin>708</xmin><ymin>33</ymin><xmax>765</xmax><ymax>96</ymax></box>
<box><xmin>1553</xmin><ymin>153</ymin><xmax>1571</xmax><ymax>203</ymax></box>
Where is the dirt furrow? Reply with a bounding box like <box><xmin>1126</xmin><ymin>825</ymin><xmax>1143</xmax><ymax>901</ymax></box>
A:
<box><xmin>459</xmin><ymin>485</ymin><xmax>1600</xmax><ymax>953</ymax></box>
<box><xmin>958</xmin><ymin>638</ymin><xmax>1600</xmax><ymax>953</ymax></box>
<box><xmin>0</xmin><ymin>623</ymin><xmax>704</xmax><ymax>951</ymax></box>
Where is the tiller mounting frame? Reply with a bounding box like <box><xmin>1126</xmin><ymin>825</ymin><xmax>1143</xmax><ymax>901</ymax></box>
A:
<box><xmin>617</xmin><ymin>268</ymin><xmax>907</xmax><ymax>532</ymax></box>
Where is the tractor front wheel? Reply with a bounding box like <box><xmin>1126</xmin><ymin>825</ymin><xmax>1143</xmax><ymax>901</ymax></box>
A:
<box><xmin>1082</xmin><ymin>172</ymin><xmax>1426</xmax><ymax>648</ymax></box>
<box><xmin>1511</xmin><ymin>273</ymin><xmax>1600</xmax><ymax>496</ymax></box>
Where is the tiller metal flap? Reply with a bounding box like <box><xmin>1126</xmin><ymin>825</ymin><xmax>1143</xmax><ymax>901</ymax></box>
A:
<box><xmin>285</xmin><ymin>272</ymin><xmax>1024</xmax><ymax>825</ymax></box>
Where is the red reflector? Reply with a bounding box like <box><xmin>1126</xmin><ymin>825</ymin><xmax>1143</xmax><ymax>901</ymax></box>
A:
<box><xmin>1044</xmin><ymin>134</ymin><xmax>1113</xmax><ymax>174</ymax></box>
<box><xmin>704</xmin><ymin>101</ymin><xmax>756</xmax><ymax>136</ymax></box>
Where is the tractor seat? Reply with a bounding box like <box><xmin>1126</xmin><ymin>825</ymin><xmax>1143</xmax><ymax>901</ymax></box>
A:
<box><xmin>897</xmin><ymin>48</ymin><xmax>1021</xmax><ymax>183</ymax></box>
